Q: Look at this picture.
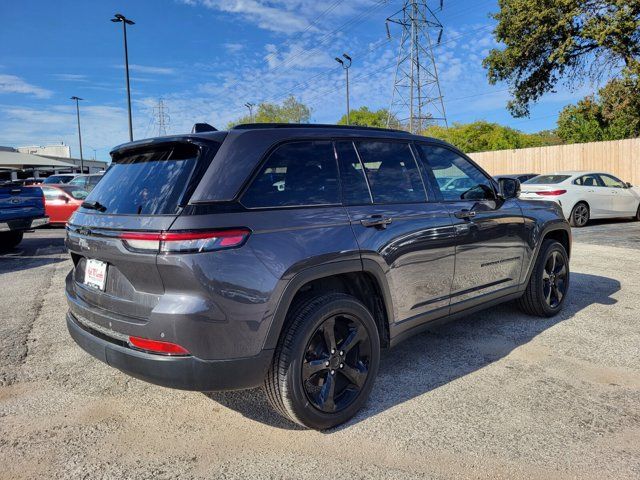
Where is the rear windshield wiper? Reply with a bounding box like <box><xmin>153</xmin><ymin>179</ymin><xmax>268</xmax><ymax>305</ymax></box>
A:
<box><xmin>81</xmin><ymin>200</ymin><xmax>107</xmax><ymax>212</ymax></box>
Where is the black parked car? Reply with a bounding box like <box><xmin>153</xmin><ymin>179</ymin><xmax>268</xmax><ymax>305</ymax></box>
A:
<box><xmin>65</xmin><ymin>124</ymin><xmax>571</xmax><ymax>429</ymax></box>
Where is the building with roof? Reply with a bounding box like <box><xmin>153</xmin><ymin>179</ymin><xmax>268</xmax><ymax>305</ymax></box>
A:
<box><xmin>0</xmin><ymin>147</ymin><xmax>108</xmax><ymax>182</ymax></box>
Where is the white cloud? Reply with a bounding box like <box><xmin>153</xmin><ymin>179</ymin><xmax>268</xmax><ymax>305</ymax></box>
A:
<box><xmin>51</xmin><ymin>73</ymin><xmax>88</xmax><ymax>82</ymax></box>
<box><xmin>0</xmin><ymin>74</ymin><xmax>52</xmax><ymax>98</ymax></box>
<box><xmin>125</xmin><ymin>64</ymin><xmax>176</xmax><ymax>75</ymax></box>
<box><xmin>223</xmin><ymin>42</ymin><xmax>244</xmax><ymax>53</ymax></box>
<box><xmin>181</xmin><ymin>0</ymin><xmax>376</xmax><ymax>35</ymax></box>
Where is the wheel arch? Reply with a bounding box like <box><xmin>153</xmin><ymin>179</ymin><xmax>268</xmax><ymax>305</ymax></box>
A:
<box><xmin>263</xmin><ymin>260</ymin><xmax>394</xmax><ymax>351</ymax></box>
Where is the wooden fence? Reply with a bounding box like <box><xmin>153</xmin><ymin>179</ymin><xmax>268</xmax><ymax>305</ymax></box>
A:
<box><xmin>468</xmin><ymin>138</ymin><xmax>640</xmax><ymax>185</ymax></box>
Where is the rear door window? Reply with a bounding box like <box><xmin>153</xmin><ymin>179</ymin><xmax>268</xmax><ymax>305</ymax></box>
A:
<box><xmin>354</xmin><ymin>141</ymin><xmax>426</xmax><ymax>204</ymax></box>
<box><xmin>83</xmin><ymin>144</ymin><xmax>204</xmax><ymax>215</ymax></box>
<box><xmin>242</xmin><ymin>141</ymin><xmax>339</xmax><ymax>208</ymax></box>
<box><xmin>574</xmin><ymin>174</ymin><xmax>601</xmax><ymax>187</ymax></box>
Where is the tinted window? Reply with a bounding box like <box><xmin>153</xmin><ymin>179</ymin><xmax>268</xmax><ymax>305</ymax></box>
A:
<box><xmin>525</xmin><ymin>175</ymin><xmax>571</xmax><ymax>184</ymax></box>
<box><xmin>574</xmin><ymin>174</ymin><xmax>600</xmax><ymax>187</ymax></box>
<box><xmin>242</xmin><ymin>141</ymin><xmax>339</xmax><ymax>208</ymax></box>
<box><xmin>68</xmin><ymin>177</ymin><xmax>86</xmax><ymax>187</ymax></box>
<box><xmin>42</xmin><ymin>186</ymin><xmax>63</xmax><ymax>200</ymax></box>
<box><xmin>83</xmin><ymin>143</ymin><xmax>203</xmax><ymax>215</ymax></box>
<box><xmin>599</xmin><ymin>174</ymin><xmax>625</xmax><ymax>188</ymax></box>
<box><xmin>43</xmin><ymin>175</ymin><xmax>73</xmax><ymax>184</ymax></box>
<box><xmin>418</xmin><ymin>145</ymin><xmax>495</xmax><ymax>201</ymax></box>
<box><xmin>58</xmin><ymin>186</ymin><xmax>89</xmax><ymax>200</ymax></box>
<box><xmin>355</xmin><ymin>141</ymin><xmax>426</xmax><ymax>204</ymax></box>
<box><xmin>335</xmin><ymin>141</ymin><xmax>371</xmax><ymax>205</ymax></box>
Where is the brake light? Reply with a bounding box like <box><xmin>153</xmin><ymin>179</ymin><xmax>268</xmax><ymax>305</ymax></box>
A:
<box><xmin>120</xmin><ymin>229</ymin><xmax>250</xmax><ymax>253</ymax></box>
<box><xmin>128</xmin><ymin>336</ymin><xmax>190</xmax><ymax>356</ymax></box>
<box><xmin>536</xmin><ymin>190</ymin><xmax>567</xmax><ymax>196</ymax></box>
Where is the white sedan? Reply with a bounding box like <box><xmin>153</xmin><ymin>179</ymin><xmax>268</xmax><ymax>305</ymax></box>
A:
<box><xmin>520</xmin><ymin>171</ymin><xmax>640</xmax><ymax>227</ymax></box>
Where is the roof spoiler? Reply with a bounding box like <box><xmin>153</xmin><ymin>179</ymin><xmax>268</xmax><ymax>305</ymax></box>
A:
<box><xmin>191</xmin><ymin>123</ymin><xmax>217</xmax><ymax>133</ymax></box>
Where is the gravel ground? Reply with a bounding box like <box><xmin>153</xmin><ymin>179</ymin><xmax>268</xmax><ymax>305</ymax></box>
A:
<box><xmin>0</xmin><ymin>223</ymin><xmax>639</xmax><ymax>479</ymax></box>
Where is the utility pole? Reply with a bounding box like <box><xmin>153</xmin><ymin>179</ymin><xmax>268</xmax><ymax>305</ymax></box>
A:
<box><xmin>70</xmin><ymin>96</ymin><xmax>84</xmax><ymax>173</ymax></box>
<box><xmin>386</xmin><ymin>0</ymin><xmax>447</xmax><ymax>133</ymax></box>
<box><xmin>111</xmin><ymin>13</ymin><xmax>135</xmax><ymax>141</ymax></box>
<box><xmin>244</xmin><ymin>102</ymin><xmax>255</xmax><ymax>122</ymax></box>
<box><xmin>334</xmin><ymin>53</ymin><xmax>352</xmax><ymax>125</ymax></box>
<box><xmin>153</xmin><ymin>98</ymin><xmax>170</xmax><ymax>136</ymax></box>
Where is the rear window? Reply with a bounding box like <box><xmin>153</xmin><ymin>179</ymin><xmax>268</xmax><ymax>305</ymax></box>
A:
<box><xmin>82</xmin><ymin>143</ymin><xmax>203</xmax><ymax>215</ymax></box>
<box><xmin>525</xmin><ymin>175</ymin><xmax>570</xmax><ymax>184</ymax></box>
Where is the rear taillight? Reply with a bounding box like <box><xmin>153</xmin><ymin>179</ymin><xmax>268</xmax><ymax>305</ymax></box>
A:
<box><xmin>120</xmin><ymin>229</ymin><xmax>250</xmax><ymax>254</ymax></box>
<box><xmin>128</xmin><ymin>336</ymin><xmax>190</xmax><ymax>356</ymax></box>
<box><xmin>536</xmin><ymin>190</ymin><xmax>567</xmax><ymax>196</ymax></box>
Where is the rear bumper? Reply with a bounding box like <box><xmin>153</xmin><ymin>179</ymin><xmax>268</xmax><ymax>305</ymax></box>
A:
<box><xmin>66</xmin><ymin>311</ymin><xmax>273</xmax><ymax>391</ymax></box>
<box><xmin>0</xmin><ymin>216</ymin><xmax>49</xmax><ymax>232</ymax></box>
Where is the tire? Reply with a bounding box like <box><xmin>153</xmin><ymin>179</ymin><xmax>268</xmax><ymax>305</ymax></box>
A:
<box><xmin>517</xmin><ymin>239</ymin><xmax>570</xmax><ymax>317</ymax></box>
<box><xmin>264</xmin><ymin>293</ymin><xmax>380</xmax><ymax>430</ymax></box>
<box><xmin>634</xmin><ymin>204</ymin><xmax>640</xmax><ymax>221</ymax></box>
<box><xmin>569</xmin><ymin>202</ymin><xmax>589</xmax><ymax>227</ymax></box>
<box><xmin>0</xmin><ymin>231</ymin><xmax>23</xmax><ymax>251</ymax></box>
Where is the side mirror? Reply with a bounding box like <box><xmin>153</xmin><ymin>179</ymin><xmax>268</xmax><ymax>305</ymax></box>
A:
<box><xmin>58</xmin><ymin>195</ymin><xmax>69</xmax><ymax>203</ymax></box>
<box><xmin>626</xmin><ymin>182</ymin><xmax>633</xmax><ymax>188</ymax></box>
<box><xmin>498</xmin><ymin>178</ymin><xmax>521</xmax><ymax>199</ymax></box>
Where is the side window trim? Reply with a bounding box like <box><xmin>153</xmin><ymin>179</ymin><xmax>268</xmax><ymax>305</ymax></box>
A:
<box><xmin>410</xmin><ymin>141</ymin><xmax>440</xmax><ymax>202</ymax></box>
<box><xmin>346</xmin><ymin>140</ymin><xmax>374</xmax><ymax>204</ymax></box>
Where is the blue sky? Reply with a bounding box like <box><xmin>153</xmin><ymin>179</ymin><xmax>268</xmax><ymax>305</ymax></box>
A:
<box><xmin>1</xmin><ymin>0</ymin><xmax>599</xmax><ymax>161</ymax></box>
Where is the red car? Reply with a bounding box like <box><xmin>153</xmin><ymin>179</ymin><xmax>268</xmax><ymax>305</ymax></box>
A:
<box><xmin>33</xmin><ymin>185</ymin><xmax>89</xmax><ymax>225</ymax></box>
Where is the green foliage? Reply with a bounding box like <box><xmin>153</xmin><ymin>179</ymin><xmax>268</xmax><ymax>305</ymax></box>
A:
<box><xmin>336</xmin><ymin>106</ymin><xmax>398</xmax><ymax>128</ymax></box>
<box><xmin>483</xmin><ymin>0</ymin><xmax>640</xmax><ymax>117</ymax></box>
<box><xmin>557</xmin><ymin>71</ymin><xmax>640</xmax><ymax>143</ymax></box>
<box><xmin>422</xmin><ymin>121</ymin><xmax>556</xmax><ymax>153</ymax></box>
<box><xmin>227</xmin><ymin>96</ymin><xmax>311</xmax><ymax>128</ymax></box>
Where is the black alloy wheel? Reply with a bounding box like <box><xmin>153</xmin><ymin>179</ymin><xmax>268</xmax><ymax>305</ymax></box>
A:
<box><xmin>517</xmin><ymin>239</ymin><xmax>570</xmax><ymax>317</ymax></box>
<box><xmin>301</xmin><ymin>313</ymin><xmax>372</xmax><ymax>413</ymax></box>
<box><xmin>264</xmin><ymin>293</ymin><xmax>380</xmax><ymax>430</ymax></box>
<box><xmin>542</xmin><ymin>250</ymin><xmax>568</xmax><ymax>309</ymax></box>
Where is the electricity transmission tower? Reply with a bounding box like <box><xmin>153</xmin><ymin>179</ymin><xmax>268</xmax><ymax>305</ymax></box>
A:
<box><xmin>153</xmin><ymin>98</ymin><xmax>170</xmax><ymax>136</ymax></box>
<box><xmin>386</xmin><ymin>0</ymin><xmax>448</xmax><ymax>133</ymax></box>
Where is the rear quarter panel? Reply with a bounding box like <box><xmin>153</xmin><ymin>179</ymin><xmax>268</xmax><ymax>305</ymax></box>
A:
<box><xmin>164</xmin><ymin>206</ymin><xmax>360</xmax><ymax>359</ymax></box>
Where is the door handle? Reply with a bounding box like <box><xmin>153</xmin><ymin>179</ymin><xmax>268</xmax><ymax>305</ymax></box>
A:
<box><xmin>454</xmin><ymin>209</ymin><xmax>477</xmax><ymax>219</ymax></box>
<box><xmin>360</xmin><ymin>215</ymin><xmax>392</xmax><ymax>229</ymax></box>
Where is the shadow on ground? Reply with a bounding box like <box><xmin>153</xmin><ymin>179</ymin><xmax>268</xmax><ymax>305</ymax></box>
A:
<box><xmin>0</xmin><ymin>234</ymin><xmax>67</xmax><ymax>274</ymax></box>
<box><xmin>205</xmin><ymin>271</ymin><xmax>620</xmax><ymax>431</ymax></box>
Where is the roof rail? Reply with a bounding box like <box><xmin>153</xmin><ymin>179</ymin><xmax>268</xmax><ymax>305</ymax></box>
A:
<box><xmin>231</xmin><ymin>123</ymin><xmax>407</xmax><ymax>133</ymax></box>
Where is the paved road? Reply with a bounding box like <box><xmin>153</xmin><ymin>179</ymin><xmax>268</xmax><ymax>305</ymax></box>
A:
<box><xmin>1</xmin><ymin>224</ymin><xmax>639</xmax><ymax>479</ymax></box>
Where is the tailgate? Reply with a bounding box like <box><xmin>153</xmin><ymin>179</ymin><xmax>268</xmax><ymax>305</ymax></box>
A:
<box><xmin>66</xmin><ymin>140</ymin><xmax>220</xmax><ymax>320</ymax></box>
<box><xmin>0</xmin><ymin>185</ymin><xmax>45</xmax><ymax>221</ymax></box>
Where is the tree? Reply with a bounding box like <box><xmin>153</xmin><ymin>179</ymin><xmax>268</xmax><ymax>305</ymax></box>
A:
<box><xmin>556</xmin><ymin>72</ymin><xmax>640</xmax><ymax>142</ymax></box>
<box><xmin>336</xmin><ymin>106</ymin><xmax>398</xmax><ymax>128</ymax></box>
<box><xmin>483</xmin><ymin>0</ymin><xmax>640</xmax><ymax>117</ymax></box>
<box><xmin>422</xmin><ymin>120</ymin><xmax>556</xmax><ymax>153</ymax></box>
<box><xmin>227</xmin><ymin>96</ymin><xmax>310</xmax><ymax>128</ymax></box>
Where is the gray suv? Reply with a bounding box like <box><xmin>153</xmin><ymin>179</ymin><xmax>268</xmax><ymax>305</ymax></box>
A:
<box><xmin>65</xmin><ymin>124</ymin><xmax>571</xmax><ymax>429</ymax></box>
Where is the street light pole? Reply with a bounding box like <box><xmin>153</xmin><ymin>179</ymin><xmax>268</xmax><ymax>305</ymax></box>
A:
<box><xmin>335</xmin><ymin>53</ymin><xmax>352</xmax><ymax>125</ymax></box>
<box><xmin>70</xmin><ymin>96</ymin><xmax>84</xmax><ymax>173</ymax></box>
<box><xmin>111</xmin><ymin>13</ymin><xmax>135</xmax><ymax>141</ymax></box>
<box><xmin>244</xmin><ymin>102</ymin><xmax>255</xmax><ymax>122</ymax></box>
